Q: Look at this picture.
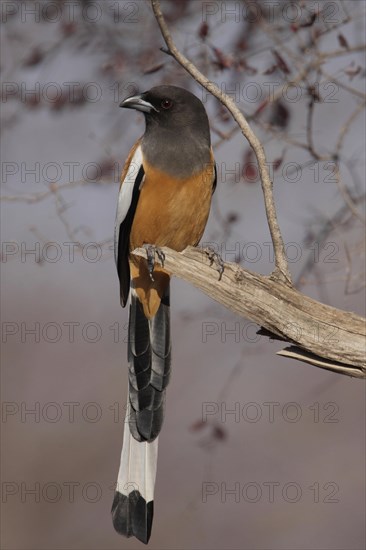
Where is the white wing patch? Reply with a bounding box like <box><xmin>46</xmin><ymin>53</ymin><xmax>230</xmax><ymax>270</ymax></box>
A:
<box><xmin>114</xmin><ymin>145</ymin><xmax>144</xmax><ymax>263</ymax></box>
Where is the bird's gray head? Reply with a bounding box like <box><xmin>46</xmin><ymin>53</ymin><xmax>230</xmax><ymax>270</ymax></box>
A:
<box><xmin>120</xmin><ymin>85</ymin><xmax>212</xmax><ymax>178</ymax></box>
<box><xmin>120</xmin><ymin>85</ymin><xmax>211</xmax><ymax>143</ymax></box>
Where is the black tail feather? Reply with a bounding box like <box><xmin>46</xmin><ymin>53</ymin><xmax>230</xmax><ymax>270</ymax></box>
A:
<box><xmin>112</xmin><ymin>490</ymin><xmax>153</xmax><ymax>544</ymax></box>
<box><xmin>112</xmin><ymin>285</ymin><xmax>171</xmax><ymax>544</ymax></box>
<box><xmin>128</xmin><ymin>287</ymin><xmax>171</xmax><ymax>442</ymax></box>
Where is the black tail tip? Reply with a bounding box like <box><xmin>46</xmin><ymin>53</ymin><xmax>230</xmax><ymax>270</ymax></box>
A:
<box><xmin>112</xmin><ymin>490</ymin><xmax>154</xmax><ymax>544</ymax></box>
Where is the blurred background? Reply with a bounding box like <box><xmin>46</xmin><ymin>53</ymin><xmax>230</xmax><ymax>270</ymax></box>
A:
<box><xmin>1</xmin><ymin>1</ymin><xmax>365</xmax><ymax>548</ymax></box>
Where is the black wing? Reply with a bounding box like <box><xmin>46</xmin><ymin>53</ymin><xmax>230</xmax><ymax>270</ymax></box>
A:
<box><xmin>212</xmin><ymin>162</ymin><xmax>217</xmax><ymax>194</ymax></box>
<box><xmin>115</xmin><ymin>164</ymin><xmax>145</xmax><ymax>307</ymax></box>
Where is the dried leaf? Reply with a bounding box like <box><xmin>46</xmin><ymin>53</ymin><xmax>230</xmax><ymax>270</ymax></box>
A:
<box><xmin>344</xmin><ymin>62</ymin><xmax>361</xmax><ymax>81</ymax></box>
<box><xmin>49</xmin><ymin>94</ymin><xmax>68</xmax><ymax>112</ymax></box>
<box><xmin>212</xmin><ymin>47</ymin><xmax>233</xmax><ymax>70</ymax></box>
<box><xmin>83</xmin><ymin>159</ymin><xmax>116</xmax><ymax>181</ymax></box>
<box><xmin>338</xmin><ymin>34</ymin><xmax>349</xmax><ymax>49</ymax></box>
<box><xmin>101</xmin><ymin>52</ymin><xmax>125</xmax><ymax>76</ymax></box>
<box><xmin>23</xmin><ymin>48</ymin><xmax>43</xmax><ymax>67</ymax></box>
<box><xmin>143</xmin><ymin>62</ymin><xmax>165</xmax><ymax>75</ymax></box>
<box><xmin>298</xmin><ymin>12</ymin><xmax>317</xmax><ymax>29</ymax></box>
<box><xmin>97</xmin><ymin>159</ymin><xmax>117</xmax><ymax>179</ymax></box>
<box><xmin>24</xmin><ymin>95</ymin><xmax>41</xmax><ymax>109</ymax></box>
<box><xmin>190</xmin><ymin>420</ymin><xmax>207</xmax><ymax>432</ymax></box>
<box><xmin>253</xmin><ymin>99</ymin><xmax>269</xmax><ymax>117</ymax></box>
<box><xmin>270</xmin><ymin>101</ymin><xmax>290</xmax><ymax>129</ymax></box>
<box><xmin>236</xmin><ymin>37</ymin><xmax>248</xmax><ymax>52</ymax></box>
<box><xmin>263</xmin><ymin>64</ymin><xmax>277</xmax><ymax>75</ymax></box>
<box><xmin>212</xmin><ymin>425</ymin><xmax>227</xmax><ymax>441</ymax></box>
<box><xmin>226</xmin><ymin>212</ymin><xmax>239</xmax><ymax>224</ymax></box>
<box><xmin>217</xmin><ymin>103</ymin><xmax>231</xmax><ymax>123</ymax></box>
<box><xmin>273</xmin><ymin>155</ymin><xmax>284</xmax><ymax>171</ymax></box>
<box><xmin>272</xmin><ymin>50</ymin><xmax>290</xmax><ymax>74</ymax></box>
<box><xmin>242</xmin><ymin>149</ymin><xmax>258</xmax><ymax>183</ymax></box>
<box><xmin>61</xmin><ymin>22</ymin><xmax>77</xmax><ymax>36</ymax></box>
<box><xmin>235</xmin><ymin>59</ymin><xmax>257</xmax><ymax>74</ymax></box>
<box><xmin>198</xmin><ymin>22</ymin><xmax>209</xmax><ymax>40</ymax></box>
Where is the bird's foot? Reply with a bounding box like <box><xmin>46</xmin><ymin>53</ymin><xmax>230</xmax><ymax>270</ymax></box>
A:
<box><xmin>204</xmin><ymin>246</ymin><xmax>225</xmax><ymax>281</ymax></box>
<box><xmin>143</xmin><ymin>244</ymin><xmax>165</xmax><ymax>282</ymax></box>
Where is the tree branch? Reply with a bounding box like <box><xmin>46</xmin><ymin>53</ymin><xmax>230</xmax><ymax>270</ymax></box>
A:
<box><xmin>133</xmin><ymin>246</ymin><xmax>366</xmax><ymax>378</ymax></box>
<box><xmin>150</xmin><ymin>0</ymin><xmax>292</xmax><ymax>286</ymax></box>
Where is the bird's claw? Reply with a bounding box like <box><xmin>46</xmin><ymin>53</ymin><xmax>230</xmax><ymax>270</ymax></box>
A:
<box><xmin>204</xmin><ymin>246</ymin><xmax>224</xmax><ymax>281</ymax></box>
<box><xmin>143</xmin><ymin>244</ymin><xmax>165</xmax><ymax>282</ymax></box>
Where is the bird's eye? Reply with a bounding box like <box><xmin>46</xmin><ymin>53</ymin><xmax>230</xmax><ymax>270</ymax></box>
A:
<box><xmin>161</xmin><ymin>99</ymin><xmax>173</xmax><ymax>109</ymax></box>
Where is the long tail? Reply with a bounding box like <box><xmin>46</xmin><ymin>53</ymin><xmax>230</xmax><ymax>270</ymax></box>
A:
<box><xmin>112</xmin><ymin>286</ymin><xmax>171</xmax><ymax>544</ymax></box>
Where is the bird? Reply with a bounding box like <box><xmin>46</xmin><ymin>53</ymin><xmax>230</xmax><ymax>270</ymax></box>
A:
<box><xmin>112</xmin><ymin>85</ymin><xmax>217</xmax><ymax>544</ymax></box>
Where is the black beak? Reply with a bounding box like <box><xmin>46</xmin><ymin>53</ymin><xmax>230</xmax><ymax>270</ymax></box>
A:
<box><xmin>119</xmin><ymin>94</ymin><xmax>158</xmax><ymax>113</ymax></box>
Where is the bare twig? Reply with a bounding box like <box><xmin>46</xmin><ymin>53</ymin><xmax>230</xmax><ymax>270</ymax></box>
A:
<box><xmin>320</xmin><ymin>68</ymin><xmax>366</xmax><ymax>100</ymax></box>
<box><xmin>1</xmin><ymin>179</ymin><xmax>98</xmax><ymax>203</ymax></box>
<box><xmin>336</xmin><ymin>100</ymin><xmax>366</xmax><ymax>155</ymax></box>
<box><xmin>150</xmin><ymin>0</ymin><xmax>292</xmax><ymax>286</ymax></box>
<box><xmin>321</xmin><ymin>45</ymin><xmax>365</xmax><ymax>58</ymax></box>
